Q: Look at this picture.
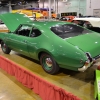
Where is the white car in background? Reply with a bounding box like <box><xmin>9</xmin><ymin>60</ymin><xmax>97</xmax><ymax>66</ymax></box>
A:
<box><xmin>72</xmin><ymin>17</ymin><xmax>100</xmax><ymax>27</ymax></box>
<box><xmin>0</xmin><ymin>20</ymin><xmax>8</xmax><ymax>32</ymax></box>
<box><xmin>72</xmin><ymin>17</ymin><xmax>100</xmax><ymax>33</ymax></box>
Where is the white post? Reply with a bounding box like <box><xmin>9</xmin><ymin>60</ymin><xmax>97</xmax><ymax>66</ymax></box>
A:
<box><xmin>48</xmin><ymin>0</ymin><xmax>51</xmax><ymax>20</ymax></box>
<box><xmin>57</xmin><ymin>0</ymin><xmax>58</xmax><ymax>14</ymax></box>
<box><xmin>9</xmin><ymin>1</ymin><xmax>12</xmax><ymax>12</ymax></box>
<box><xmin>54</xmin><ymin>0</ymin><xmax>56</xmax><ymax>12</ymax></box>
<box><xmin>78</xmin><ymin>0</ymin><xmax>80</xmax><ymax>16</ymax></box>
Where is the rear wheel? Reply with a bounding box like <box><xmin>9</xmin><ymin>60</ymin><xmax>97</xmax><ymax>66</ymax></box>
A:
<box><xmin>40</xmin><ymin>53</ymin><xmax>60</xmax><ymax>74</ymax></box>
<box><xmin>83</xmin><ymin>21</ymin><xmax>92</xmax><ymax>28</ymax></box>
<box><xmin>83</xmin><ymin>22</ymin><xmax>89</xmax><ymax>28</ymax></box>
<box><xmin>1</xmin><ymin>41</ymin><xmax>11</xmax><ymax>54</ymax></box>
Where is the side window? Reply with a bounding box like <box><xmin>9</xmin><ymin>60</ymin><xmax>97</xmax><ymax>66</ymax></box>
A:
<box><xmin>16</xmin><ymin>25</ymin><xmax>32</xmax><ymax>37</ymax></box>
<box><xmin>30</xmin><ymin>28</ymin><xmax>41</xmax><ymax>37</ymax></box>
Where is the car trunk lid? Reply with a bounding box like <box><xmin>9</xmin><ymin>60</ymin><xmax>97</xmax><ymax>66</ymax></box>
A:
<box><xmin>65</xmin><ymin>33</ymin><xmax>100</xmax><ymax>58</ymax></box>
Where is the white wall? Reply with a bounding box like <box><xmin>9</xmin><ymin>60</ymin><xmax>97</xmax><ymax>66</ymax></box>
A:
<box><xmin>58</xmin><ymin>0</ymin><xmax>86</xmax><ymax>15</ymax></box>
<box><xmin>39</xmin><ymin>0</ymin><xmax>86</xmax><ymax>16</ymax></box>
<box><xmin>0</xmin><ymin>7</ymin><xmax>9</xmax><ymax>14</ymax></box>
<box><xmin>86</xmin><ymin>0</ymin><xmax>100</xmax><ymax>16</ymax></box>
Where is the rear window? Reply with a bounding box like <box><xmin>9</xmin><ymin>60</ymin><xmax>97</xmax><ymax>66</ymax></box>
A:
<box><xmin>51</xmin><ymin>24</ymin><xmax>93</xmax><ymax>39</ymax></box>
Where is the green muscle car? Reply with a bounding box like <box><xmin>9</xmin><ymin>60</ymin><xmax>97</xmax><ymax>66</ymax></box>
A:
<box><xmin>0</xmin><ymin>13</ymin><xmax>100</xmax><ymax>74</ymax></box>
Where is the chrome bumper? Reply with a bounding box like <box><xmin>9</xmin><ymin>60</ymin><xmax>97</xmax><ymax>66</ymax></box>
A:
<box><xmin>78</xmin><ymin>54</ymin><xmax>100</xmax><ymax>72</ymax></box>
<box><xmin>78</xmin><ymin>61</ymin><xmax>94</xmax><ymax>72</ymax></box>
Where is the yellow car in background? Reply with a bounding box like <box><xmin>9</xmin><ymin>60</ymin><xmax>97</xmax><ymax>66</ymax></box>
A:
<box><xmin>12</xmin><ymin>9</ymin><xmax>43</xmax><ymax>18</ymax></box>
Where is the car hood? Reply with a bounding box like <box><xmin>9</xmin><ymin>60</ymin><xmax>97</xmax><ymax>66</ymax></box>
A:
<box><xmin>65</xmin><ymin>32</ymin><xmax>100</xmax><ymax>58</ymax></box>
<box><xmin>0</xmin><ymin>13</ymin><xmax>32</xmax><ymax>32</ymax></box>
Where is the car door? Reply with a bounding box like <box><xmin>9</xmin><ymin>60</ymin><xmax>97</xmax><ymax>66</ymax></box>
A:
<box><xmin>6</xmin><ymin>24</ymin><xmax>32</xmax><ymax>56</ymax></box>
<box><xmin>27</xmin><ymin>27</ymin><xmax>42</xmax><ymax>59</ymax></box>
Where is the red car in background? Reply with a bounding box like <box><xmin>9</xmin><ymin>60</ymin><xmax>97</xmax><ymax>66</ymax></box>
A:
<box><xmin>59</xmin><ymin>16</ymin><xmax>75</xmax><ymax>22</ymax></box>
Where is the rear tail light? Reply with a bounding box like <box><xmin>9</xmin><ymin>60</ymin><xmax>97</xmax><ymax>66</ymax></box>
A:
<box><xmin>86</xmin><ymin>52</ymin><xmax>93</xmax><ymax>62</ymax></box>
<box><xmin>84</xmin><ymin>60</ymin><xmax>90</xmax><ymax>67</ymax></box>
<box><xmin>78</xmin><ymin>53</ymin><xmax>93</xmax><ymax>71</ymax></box>
<box><xmin>97</xmin><ymin>65</ymin><xmax>100</xmax><ymax>70</ymax></box>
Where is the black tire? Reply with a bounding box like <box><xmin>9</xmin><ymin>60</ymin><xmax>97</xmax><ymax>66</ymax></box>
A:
<box><xmin>1</xmin><ymin>41</ymin><xmax>11</xmax><ymax>54</ymax></box>
<box><xmin>83</xmin><ymin>22</ymin><xmax>88</xmax><ymax>28</ymax></box>
<box><xmin>40</xmin><ymin>53</ymin><xmax>60</xmax><ymax>74</ymax></box>
<box><xmin>83</xmin><ymin>22</ymin><xmax>91</xmax><ymax>28</ymax></box>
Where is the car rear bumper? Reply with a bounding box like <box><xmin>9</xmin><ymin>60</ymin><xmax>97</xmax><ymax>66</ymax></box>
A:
<box><xmin>78</xmin><ymin>54</ymin><xmax>100</xmax><ymax>72</ymax></box>
<box><xmin>78</xmin><ymin>61</ymin><xmax>93</xmax><ymax>72</ymax></box>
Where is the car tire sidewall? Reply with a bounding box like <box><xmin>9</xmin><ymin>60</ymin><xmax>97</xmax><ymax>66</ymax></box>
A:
<box><xmin>83</xmin><ymin>22</ymin><xmax>90</xmax><ymax>28</ymax></box>
<box><xmin>1</xmin><ymin>41</ymin><xmax>11</xmax><ymax>54</ymax></box>
<box><xmin>40</xmin><ymin>53</ymin><xmax>60</xmax><ymax>74</ymax></box>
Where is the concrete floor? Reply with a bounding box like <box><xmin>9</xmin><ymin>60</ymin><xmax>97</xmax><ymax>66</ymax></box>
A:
<box><xmin>0</xmin><ymin>69</ymin><xmax>41</xmax><ymax>100</ymax></box>
<box><xmin>0</xmin><ymin>49</ymin><xmax>98</xmax><ymax>100</ymax></box>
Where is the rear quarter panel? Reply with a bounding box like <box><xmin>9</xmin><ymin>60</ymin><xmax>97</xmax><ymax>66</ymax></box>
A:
<box><xmin>27</xmin><ymin>27</ymin><xmax>87</xmax><ymax>69</ymax></box>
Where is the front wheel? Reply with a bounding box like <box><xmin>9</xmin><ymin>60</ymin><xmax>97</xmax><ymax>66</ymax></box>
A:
<box><xmin>40</xmin><ymin>53</ymin><xmax>60</xmax><ymax>74</ymax></box>
<box><xmin>1</xmin><ymin>41</ymin><xmax>11</xmax><ymax>54</ymax></box>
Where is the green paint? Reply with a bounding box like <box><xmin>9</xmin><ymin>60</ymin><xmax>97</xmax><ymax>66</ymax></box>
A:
<box><xmin>0</xmin><ymin>13</ymin><xmax>100</xmax><ymax>72</ymax></box>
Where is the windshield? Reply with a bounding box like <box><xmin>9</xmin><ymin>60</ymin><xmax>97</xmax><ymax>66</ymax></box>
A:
<box><xmin>51</xmin><ymin>24</ymin><xmax>93</xmax><ymax>39</ymax></box>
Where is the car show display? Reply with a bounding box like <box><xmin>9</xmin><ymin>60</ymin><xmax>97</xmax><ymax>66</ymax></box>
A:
<box><xmin>12</xmin><ymin>9</ymin><xmax>43</xmax><ymax>18</ymax></box>
<box><xmin>0</xmin><ymin>0</ymin><xmax>100</xmax><ymax>100</ymax></box>
<box><xmin>0</xmin><ymin>13</ymin><xmax>100</xmax><ymax>75</ymax></box>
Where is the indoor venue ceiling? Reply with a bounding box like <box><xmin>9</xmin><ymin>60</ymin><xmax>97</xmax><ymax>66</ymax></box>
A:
<box><xmin>0</xmin><ymin>0</ymin><xmax>38</xmax><ymax>6</ymax></box>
